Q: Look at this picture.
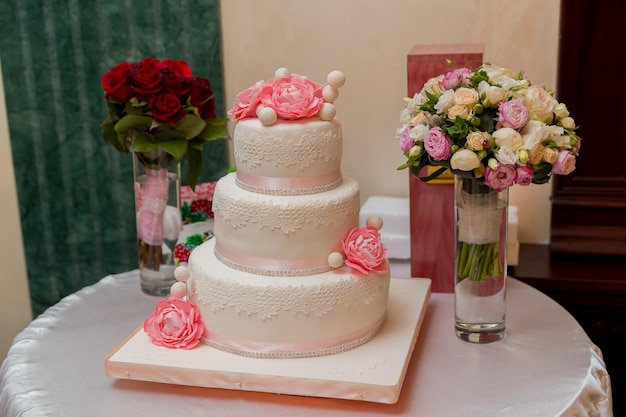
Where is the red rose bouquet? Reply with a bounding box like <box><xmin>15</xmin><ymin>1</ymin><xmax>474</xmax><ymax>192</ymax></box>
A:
<box><xmin>100</xmin><ymin>57</ymin><xmax>229</xmax><ymax>188</ymax></box>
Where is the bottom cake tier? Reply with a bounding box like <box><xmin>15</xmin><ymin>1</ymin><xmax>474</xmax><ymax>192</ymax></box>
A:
<box><xmin>187</xmin><ymin>239</ymin><xmax>391</xmax><ymax>358</ymax></box>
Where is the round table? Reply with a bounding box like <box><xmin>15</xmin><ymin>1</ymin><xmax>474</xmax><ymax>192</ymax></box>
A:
<box><xmin>0</xmin><ymin>271</ymin><xmax>613</xmax><ymax>416</ymax></box>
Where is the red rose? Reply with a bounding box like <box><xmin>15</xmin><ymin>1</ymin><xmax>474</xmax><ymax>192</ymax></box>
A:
<box><xmin>150</xmin><ymin>93</ymin><xmax>185</xmax><ymax>124</ymax></box>
<box><xmin>131</xmin><ymin>58</ymin><xmax>162</xmax><ymax>101</ymax></box>
<box><xmin>190</xmin><ymin>77</ymin><xmax>216</xmax><ymax>119</ymax></box>
<box><xmin>159</xmin><ymin>59</ymin><xmax>194</xmax><ymax>81</ymax></box>
<box><xmin>101</xmin><ymin>62</ymin><xmax>133</xmax><ymax>102</ymax></box>
<box><xmin>162</xmin><ymin>73</ymin><xmax>190</xmax><ymax>96</ymax></box>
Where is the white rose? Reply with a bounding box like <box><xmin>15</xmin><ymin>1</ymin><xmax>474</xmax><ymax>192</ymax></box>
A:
<box><xmin>558</xmin><ymin>116</ymin><xmax>576</xmax><ymax>129</ymax></box>
<box><xmin>493</xmin><ymin>127</ymin><xmax>523</xmax><ymax>151</ymax></box>
<box><xmin>495</xmin><ymin>145</ymin><xmax>519</xmax><ymax>165</ymax></box>
<box><xmin>434</xmin><ymin>89</ymin><xmax>455</xmax><ymax>114</ymax></box>
<box><xmin>410</xmin><ymin>124</ymin><xmax>430</xmax><ymax>142</ymax></box>
<box><xmin>498</xmin><ymin>76</ymin><xmax>518</xmax><ymax>91</ymax></box>
<box><xmin>478</xmin><ymin>81</ymin><xmax>507</xmax><ymax>106</ymax></box>
<box><xmin>450</xmin><ymin>149</ymin><xmax>481</xmax><ymax>171</ymax></box>
<box><xmin>482</xmin><ymin>64</ymin><xmax>516</xmax><ymax>83</ymax></box>
<box><xmin>521</xmin><ymin>120</ymin><xmax>548</xmax><ymax>150</ymax></box>
<box><xmin>545</xmin><ymin>125</ymin><xmax>566</xmax><ymax>146</ymax></box>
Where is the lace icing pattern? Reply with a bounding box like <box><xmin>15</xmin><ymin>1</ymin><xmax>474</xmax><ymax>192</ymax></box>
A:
<box><xmin>201</xmin><ymin>316</ymin><xmax>386</xmax><ymax>359</ymax></box>
<box><xmin>192</xmin><ymin>271</ymin><xmax>390</xmax><ymax>320</ymax></box>
<box><xmin>213</xmin><ymin>181</ymin><xmax>359</xmax><ymax>234</ymax></box>
<box><xmin>235</xmin><ymin>126</ymin><xmax>342</xmax><ymax>170</ymax></box>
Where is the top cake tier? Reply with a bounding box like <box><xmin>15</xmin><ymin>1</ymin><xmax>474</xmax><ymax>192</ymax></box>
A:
<box><xmin>228</xmin><ymin>68</ymin><xmax>346</xmax><ymax>195</ymax></box>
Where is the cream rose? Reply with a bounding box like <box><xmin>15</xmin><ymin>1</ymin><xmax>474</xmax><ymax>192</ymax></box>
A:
<box><xmin>528</xmin><ymin>144</ymin><xmax>545</xmax><ymax>165</ymax></box>
<box><xmin>525</xmin><ymin>85</ymin><xmax>557</xmax><ymax>123</ymax></box>
<box><xmin>420</xmin><ymin>74</ymin><xmax>444</xmax><ymax>97</ymax></box>
<box><xmin>454</xmin><ymin>87</ymin><xmax>479</xmax><ymax>107</ymax></box>
<box><xmin>411</xmin><ymin>111</ymin><xmax>430</xmax><ymax>126</ymax></box>
<box><xmin>450</xmin><ymin>148</ymin><xmax>481</xmax><ymax>171</ymax></box>
<box><xmin>482</xmin><ymin>64</ymin><xmax>516</xmax><ymax>83</ymax></box>
<box><xmin>521</xmin><ymin>120</ymin><xmax>548</xmax><ymax>150</ymax></box>
<box><xmin>466</xmin><ymin>131</ymin><xmax>490</xmax><ymax>151</ymax></box>
<box><xmin>558</xmin><ymin>116</ymin><xmax>576</xmax><ymax>129</ymax></box>
<box><xmin>554</xmin><ymin>102</ymin><xmax>570</xmax><ymax>119</ymax></box>
<box><xmin>493</xmin><ymin>127</ymin><xmax>523</xmax><ymax>151</ymax></box>
<box><xmin>543</xmin><ymin>147</ymin><xmax>558</xmax><ymax>164</ymax></box>
<box><xmin>447</xmin><ymin>104</ymin><xmax>471</xmax><ymax>121</ymax></box>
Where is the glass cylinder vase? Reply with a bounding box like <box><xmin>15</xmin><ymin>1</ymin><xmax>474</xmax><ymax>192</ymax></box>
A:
<box><xmin>133</xmin><ymin>149</ymin><xmax>181</xmax><ymax>295</ymax></box>
<box><xmin>454</xmin><ymin>175</ymin><xmax>508</xmax><ymax>343</ymax></box>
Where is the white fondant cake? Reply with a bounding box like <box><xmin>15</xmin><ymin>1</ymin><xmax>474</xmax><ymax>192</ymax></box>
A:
<box><xmin>186</xmin><ymin>69</ymin><xmax>390</xmax><ymax>358</ymax></box>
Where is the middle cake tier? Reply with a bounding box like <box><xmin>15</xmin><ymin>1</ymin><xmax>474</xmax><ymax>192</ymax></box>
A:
<box><xmin>213</xmin><ymin>173</ymin><xmax>360</xmax><ymax>276</ymax></box>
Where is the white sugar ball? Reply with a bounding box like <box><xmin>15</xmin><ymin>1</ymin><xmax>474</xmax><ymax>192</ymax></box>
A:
<box><xmin>174</xmin><ymin>266</ymin><xmax>191</xmax><ymax>282</ymax></box>
<box><xmin>328</xmin><ymin>252</ymin><xmax>344</xmax><ymax>268</ymax></box>
<box><xmin>366</xmin><ymin>215</ymin><xmax>383</xmax><ymax>230</ymax></box>
<box><xmin>327</xmin><ymin>70</ymin><xmax>345</xmax><ymax>88</ymax></box>
<box><xmin>255</xmin><ymin>104</ymin><xmax>265</xmax><ymax>116</ymax></box>
<box><xmin>170</xmin><ymin>281</ymin><xmax>188</xmax><ymax>298</ymax></box>
<box><xmin>318</xmin><ymin>102</ymin><xmax>336</xmax><ymax>121</ymax></box>
<box><xmin>258</xmin><ymin>107</ymin><xmax>278</xmax><ymax>126</ymax></box>
<box><xmin>322</xmin><ymin>85</ymin><xmax>339</xmax><ymax>103</ymax></box>
<box><xmin>275</xmin><ymin>67</ymin><xmax>289</xmax><ymax>78</ymax></box>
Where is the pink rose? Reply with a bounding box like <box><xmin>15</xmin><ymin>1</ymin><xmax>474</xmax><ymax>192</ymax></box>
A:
<box><xmin>229</xmin><ymin>79</ymin><xmax>265</xmax><ymax>121</ymax></box>
<box><xmin>497</xmin><ymin>99</ymin><xmax>529</xmax><ymax>130</ymax></box>
<box><xmin>515</xmin><ymin>165</ymin><xmax>534</xmax><ymax>186</ymax></box>
<box><xmin>342</xmin><ymin>226</ymin><xmax>388</xmax><ymax>274</ymax></box>
<box><xmin>143</xmin><ymin>297</ymin><xmax>204</xmax><ymax>349</ymax></box>
<box><xmin>260</xmin><ymin>74</ymin><xmax>323</xmax><ymax>120</ymax></box>
<box><xmin>552</xmin><ymin>150</ymin><xmax>576</xmax><ymax>175</ymax></box>
<box><xmin>399</xmin><ymin>126</ymin><xmax>415</xmax><ymax>153</ymax></box>
<box><xmin>484</xmin><ymin>164</ymin><xmax>517</xmax><ymax>191</ymax></box>
<box><xmin>423</xmin><ymin>127</ymin><xmax>452</xmax><ymax>161</ymax></box>
<box><xmin>442</xmin><ymin>68</ymin><xmax>471</xmax><ymax>90</ymax></box>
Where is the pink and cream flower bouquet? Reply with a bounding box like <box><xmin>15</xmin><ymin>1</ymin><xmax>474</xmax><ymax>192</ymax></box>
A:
<box><xmin>397</xmin><ymin>63</ymin><xmax>581</xmax><ymax>190</ymax></box>
<box><xmin>397</xmin><ymin>64</ymin><xmax>581</xmax><ymax>282</ymax></box>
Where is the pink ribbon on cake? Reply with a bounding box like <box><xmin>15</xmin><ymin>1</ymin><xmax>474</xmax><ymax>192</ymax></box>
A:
<box><xmin>203</xmin><ymin>314</ymin><xmax>387</xmax><ymax>359</ymax></box>
<box><xmin>236</xmin><ymin>169</ymin><xmax>342</xmax><ymax>195</ymax></box>
<box><xmin>215</xmin><ymin>244</ymin><xmax>333</xmax><ymax>276</ymax></box>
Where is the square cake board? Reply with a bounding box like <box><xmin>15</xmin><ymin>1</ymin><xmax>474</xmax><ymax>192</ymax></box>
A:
<box><xmin>105</xmin><ymin>277</ymin><xmax>431</xmax><ymax>404</ymax></box>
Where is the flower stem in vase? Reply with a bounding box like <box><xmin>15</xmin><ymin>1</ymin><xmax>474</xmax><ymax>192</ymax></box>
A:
<box><xmin>454</xmin><ymin>175</ymin><xmax>508</xmax><ymax>343</ymax></box>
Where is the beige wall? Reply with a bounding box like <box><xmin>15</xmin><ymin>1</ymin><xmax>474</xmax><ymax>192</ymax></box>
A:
<box><xmin>221</xmin><ymin>0</ymin><xmax>561</xmax><ymax>244</ymax></box>
<box><xmin>0</xmin><ymin>58</ymin><xmax>32</xmax><ymax>362</ymax></box>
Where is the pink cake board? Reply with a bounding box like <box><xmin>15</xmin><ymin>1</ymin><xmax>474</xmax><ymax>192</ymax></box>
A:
<box><xmin>105</xmin><ymin>277</ymin><xmax>431</xmax><ymax>404</ymax></box>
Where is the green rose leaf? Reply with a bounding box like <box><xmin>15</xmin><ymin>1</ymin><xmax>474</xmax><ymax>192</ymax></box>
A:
<box><xmin>114</xmin><ymin>114</ymin><xmax>153</xmax><ymax>134</ymax></box>
<box><xmin>129</xmin><ymin>130</ymin><xmax>157</xmax><ymax>153</ymax></box>
<box><xmin>158</xmin><ymin>138</ymin><xmax>188</xmax><ymax>161</ymax></box>
<box><xmin>175</xmin><ymin>114</ymin><xmax>206</xmax><ymax>139</ymax></box>
<box><xmin>198</xmin><ymin>117</ymin><xmax>230</xmax><ymax>141</ymax></box>
<box><xmin>186</xmin><ymin>146</ymin><xmax>203</xmax><ymax>190</ymax></box>
<box><xmin>152</xmin><ymin>128</ymin><xmax>187</xmax><ymax>143</ymax></box>
<box><xmin>101</xmin><ymin>121</ymin><xmax>126</xmax><ymax>152</ymax></box>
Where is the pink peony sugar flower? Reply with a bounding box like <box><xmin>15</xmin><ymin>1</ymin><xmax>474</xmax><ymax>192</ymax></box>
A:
<box><xmin>143</xmin><ymin>297</ymin><xmax>204</xmax><ymax>349</ymax></box>
<box><xmin>423</xmin><ymin>127</ymin><xmax>452</xmax><ymax>161</ymax></box>
<box><xmin>260</xmin><ymin>73</ymin><xmax>323</xmax><ymax>120</ymax></box>
<box><xmin>399</xmin><ymin>126</ymin><xmax>415</xmax><ymax>153</ymax></box>
<box><xmin>342</xmin><ymin>226</ymin><xmax>388</xmax><ymax>274</ymax></box>
<box><xmin>442</xmin><ymin>67</ymin><xmax>472</xmax><ymax>90</ymax></box>
<box><xmin>552</xmin><ymin>150</ymin><xmax>577</xmax><ymax>175</ymax></box>
<box><xmin>484</xmin><ymin>164</ymin><xmax>517</xmax><ymax>192</ymax></box>
<box><xmin>497</xmin><ymin>99</ymin><xmax>529</xmax><ymax>130</ymax></box>
<box><xmin>515</xmin><ymin>165</ymin><xmax>534</xmax><ymax>186</ymax></box>
<box><xmin>228</xmin><ymin>79</ymin><xmax>265</xmax><ymax>121</ymax></box>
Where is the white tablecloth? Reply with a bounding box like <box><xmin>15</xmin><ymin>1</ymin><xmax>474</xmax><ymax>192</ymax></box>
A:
<box><xmin>0</xmin><ymin>271</ymin><xmax>613</xmax><ymax>416</ymax></box>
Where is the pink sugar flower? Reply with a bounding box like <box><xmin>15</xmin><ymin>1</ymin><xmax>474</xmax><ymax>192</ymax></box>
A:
<box><xmin>143</xmin><ymin>297</ymin><xmax>204</xmax><ymax>349</ymax></box>
<box><xmin>228</xmin><ymin>79</ymin><xmax>265</xmax><ymax>121</ymax></box>
<box><xmin>260</xmin><ymin>73</ymin><xmax>323</xmax><ymax>120</ymax></box>
<box><xmin>342</xmin><ymin>226</ymin><xmax>388</xmax><ymax>274</ymax></box>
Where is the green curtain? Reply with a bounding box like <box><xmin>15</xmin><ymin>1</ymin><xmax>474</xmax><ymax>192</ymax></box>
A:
<box><xmin>0</xmin><ymin>0</ymin><xmax>229</xmax><ymax>316</ymax></box>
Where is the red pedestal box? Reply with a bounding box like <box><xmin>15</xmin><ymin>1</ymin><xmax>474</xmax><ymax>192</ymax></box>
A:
<box><xmin>407</xmin><ymin>44</ymin><xmax>483</xmax><ymax>292</ymax></box>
